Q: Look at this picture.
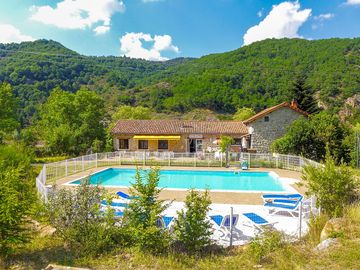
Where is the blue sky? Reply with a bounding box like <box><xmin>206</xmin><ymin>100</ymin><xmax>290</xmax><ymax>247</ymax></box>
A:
<box><xmin>1</xmin><ymin>0</ymin><xmax>360</xmax><ymax>60</ymax></box>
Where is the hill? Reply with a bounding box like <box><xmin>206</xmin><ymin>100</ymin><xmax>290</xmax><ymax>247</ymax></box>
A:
<box><xmin>1</xmin><ymin>38</ymin><xmax>360</xmax><ymax>123</ymax></box>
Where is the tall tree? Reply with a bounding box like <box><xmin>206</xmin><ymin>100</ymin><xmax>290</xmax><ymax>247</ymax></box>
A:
<box><xmin>0</xmin><ymin>83</ymin><xmax>19</xmax><ymax>142</ymax></box>
<box><xmin>289</xmin><ymin>74</ymin><xmax>318</xmax><ymax>114</ymax></box>
<box><xmin>38</xmin><ymin>87</ymin><xmax>106</xmax><ymax>155</ymax></box>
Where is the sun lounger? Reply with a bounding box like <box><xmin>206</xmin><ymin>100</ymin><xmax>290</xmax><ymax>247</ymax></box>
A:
<box><xmin>262</xmin><ymin>194</ymin><xmax>302</xmax><ymax>200</ymax></box>
<box><xmin>116</xmin><ymin>191</ymin><xmax>138</xmax><ymax>200</ymax></box>
<box><xmin>210</xmin><ymin>214</ymin><xmax>239</xmax><ymax>235</ymax></box>
<box><xmin>101</xmin><ymin>199</ymin><xmax>128</xmax><ymax>208</ymax></box>
<box><xmin>156</xmin><ymin>216</ymin><xmax>174</xmax><ymax>229</ymax></box>
<box><xmin>264</xmin><ymin>199</ymin><xmax>302</xmax><ymax>217</ymax></box>
<box><xmin>242</xmin><ymin>212</ymin><xmax>275</xmax><ymax>232</ymax></box>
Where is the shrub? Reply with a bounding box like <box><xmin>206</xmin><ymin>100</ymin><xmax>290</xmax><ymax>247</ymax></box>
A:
<box><xmin>123</xmin><ymin>167</ymin><xmax>170</xmax><ymax>253</ymax></box>
<box><xmin>302</xmin><ymin>148</ymin><xmax>358</xmax><ymax>217</ymax></box>
<box><xmin>0</xmin><ymin>145</ymin><xmax>35</xmax><ymax>259</ymax></box>
<box><xmin>47</xmin><ymin>179</ymin><xmax>123</xmax><ymax>256</ymax></box>
<box><xmin>173</xmin><ymin>189</ymin><xmax>212</xmax><ymax>253</ymax></box>
<box><xmin>306</xmin><ymin>214</ymin><xmax>329</xmax><ymax>246</ymax></box>
<box><xmin>248</xmin><ymin>229</ymin><xmax>287</xmax><ymax>263</ymax></box>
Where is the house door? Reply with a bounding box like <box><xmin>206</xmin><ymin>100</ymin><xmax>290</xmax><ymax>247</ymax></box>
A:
<box><xmin>189</xmin><ymin>139</ymin><xmax>203</xmax><ymax>153</ymax></box>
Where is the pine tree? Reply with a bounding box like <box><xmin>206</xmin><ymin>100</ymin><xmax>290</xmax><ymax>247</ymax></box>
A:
<box><xmin>289</xmin><ymin>75</ymin><xmax>319</xmax><ymax>114</ymax></box>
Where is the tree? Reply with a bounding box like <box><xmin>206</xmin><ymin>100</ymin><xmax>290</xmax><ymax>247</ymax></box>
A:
<box><xmin>0</xmin><ymin>83</ymin><xmax>19</xmax><ymax>142</ymax></box>
<box><xmin>0</xmin><ymin>145</ymin><xmax>35</xmax><ymax>260</ymax></box>
<box><xmin>173</xmin><ymin>189</ymin><xmax>212</xmax><ymax>253</ymax></box>
<box><xmin>219</xmin><ymin>135</ymin><xmax>235</xmax><ymax>167</ymax></box>
<box><xmin>123</xmin><ymin>168</ymin><xmax>170</xmax><ymax>253</ymax></box>
<box><xmin>302</xmin><ymin>148</ymin><xmax>358</xmax><ymax>217</ymax></box>
<box><xmin>38</xmin><ymin>87</ymin><xmax>106</xmax><ymax>155</ymax></box>
<box><xmin>288</xmin><ymin>74</ymin><xmax>318</xmax><ymax>114</ymax></box>
<box><xmin>233</xmin><ymin>107</ymin><xmax>256</xmax><ymax>121</ymax></box>
<box><xmin>47</xmin><ymin>178</ymin><xmax>122</xmax><ymax>256</ymax></box>
<box><xmin>112</xmin><ymin>105</ymin><xmax>152</xmax><ymax>121</ymax></box>
<box><xmin>272</xmin><ymin>112</ymin><xmax>350</xmax><ymax>163</ymax></box>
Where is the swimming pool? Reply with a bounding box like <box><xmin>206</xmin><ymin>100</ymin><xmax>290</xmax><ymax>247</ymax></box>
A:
<box><xmin>68</xmin><ymin>168</ymin><xmax>291</xmax><ymax>192</ymax></box>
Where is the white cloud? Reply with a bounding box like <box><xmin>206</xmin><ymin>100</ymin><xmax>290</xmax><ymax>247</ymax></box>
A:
<box><xmin>257</xmin><ymin>8</ymin><xmax>265</xmax><ymax>18</ymax></box>
<box><xmin>314</xmin><ymin>13</ymin><xmax>334</xmax><ymax>21</ymax></box>
<box><xmin>243</xmin><ymin>1</ymin><xmax>311</xmax><ymax>46</ymax></box>
<box><xmin>120</xmin><ymin>32</ymin><xmax>179</xmax><ymax>61</ymax></box>
<box><xmin>345</xmin><ymin>0</ymin><xmax>360</xmax><ymax>5</ymax></box>
<box><xmin>0</xmin><ymin>24</ymin><xmax>35</xmax><ymax>44</ymax></box>
<box><xmin>30</xmin><ymin>0</ymin><xmax>125</xmax><ymax>34</ymax></box>
<box><xmin>94</xmin><ymin>25</ymin><xmax>110</xmax><ymax>35</ymax></box>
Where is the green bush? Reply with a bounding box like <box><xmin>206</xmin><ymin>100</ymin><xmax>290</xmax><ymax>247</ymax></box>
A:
<box><xmin>0</xmin><ymin>145</ymin><xmax>36</xmax><ymax>259</ymax></box>
<box><xmin>306</xmin><ymin>214</ymin><xmax>329</xmax><ymax>246</ymax></box>
<box><xmin>248</xmin><ymin>229</ymin><xmax>287</xmax><ymax>263</ymax></box>
<box><xmin>123</xmin><ymin>167</ymin><xmax>170</xmax><ymax>253</ymax></box>
<box><xmin>173</xmin><ymin>189</ymin><xmax>212</xmax><ymax>253</ymax></box>
<box><xmin>47</xmin><ymin>179</ymin><xmax>123</xmax><ymax>256</ymax></box>
<box><xmin>302</xmin><ymin>148</ymin><xmax>358</xmax><ymax>217</ymax></box>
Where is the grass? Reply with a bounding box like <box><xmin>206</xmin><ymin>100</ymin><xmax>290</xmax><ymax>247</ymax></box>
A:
<box><xmin>6</xmin><ymin>203</ymin><xmax>360</xmax><ymax>270</ymax></box>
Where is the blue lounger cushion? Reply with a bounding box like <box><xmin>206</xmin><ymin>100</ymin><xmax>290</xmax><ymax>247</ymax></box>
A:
<box><xmin>262</xmin><ymin>194</ymin><xmax>302</xmax><ymax>199</ymax></box>
<box><xmin>272</xmin><ymin>199</ymin><xmax>299</xmax><ymax>204</ymax></box>
<box><xmin>101</xmin><ymin>200</ymin><xmax>128</xmax><ymax>208</ymax></box>
<box><xmin>162</xmin><ymin>216</ymin><xmax>174</xmax><ymax>227</ymax></box>
<box><xmin>116</xmin><ymin>191</ymin><xmax>138</xmax><ymax>200</ymax></box>
<box><xmin>210</xmin><ymin>215</ymin><xmax>223</xmax><ymax>226</ymax></box>
<box><xmin>243</xmin><ymin>213</ymin><xmax>269</xmax><ymax>225</ymax></box>
<box><xmin>264</xmin><ymin>202</ymin><xmax>299</xmax><ymax>210</ymax></box>
<box><xmin>114</xmin><ymin>211</ymin><xmax>124</xmax><ymax>217</ymax></box>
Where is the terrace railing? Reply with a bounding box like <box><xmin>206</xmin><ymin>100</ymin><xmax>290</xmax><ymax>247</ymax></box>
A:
<box><xmin>35</xmin><ymin>151</ymin><xmax>322</xmax><ymax>201</ymax></box>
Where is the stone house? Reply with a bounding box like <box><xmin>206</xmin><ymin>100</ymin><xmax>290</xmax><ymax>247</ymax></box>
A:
<box><xmin>111</xmin><ymin>101</ymin><xmax>308</xmax><ymax>153</ymax></box>
<box><xmin>243</xmin><ymin>101</ymin><xmax>308</xmax><ymax>153</ymax></box>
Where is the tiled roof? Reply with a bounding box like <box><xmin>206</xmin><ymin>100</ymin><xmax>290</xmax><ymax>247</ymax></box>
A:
<box><xmin>111</xmin><ymin>120</ymin><xmax>248</xmax><ymax>135</ymax></box>
<box><xmin>243</xmin><ymin>102</ymin><xmax>309</xmax><ymax>124</ymax></box>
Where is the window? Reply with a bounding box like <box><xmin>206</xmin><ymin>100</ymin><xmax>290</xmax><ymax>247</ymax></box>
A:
<box><xmin>118</xmin><ymin>139</ymin><xmax>129</xmax><ymax>149</ymax></box>
<box><xmin>264</xmin><ymin>116</ymin><xmax>270</xmax><ymax>122</ymax></box>
<box><xmin>138</xmin><ymin>140</ymin><xmax>148</xmax><ymax>149</ymax></box>
<box><xmin>234</xmin><ymin>138</ymin><xmax>242</xmax><ymax>145</ymax></box>
<box><xmin>158</xmin><ymin>140</ymin><xmax>168</xmax><ymax>150</ymax></box>
<box><xmin>196</xmin><ymin>139</ymin><xmax>203</xmax><ymax>152</ymax></box>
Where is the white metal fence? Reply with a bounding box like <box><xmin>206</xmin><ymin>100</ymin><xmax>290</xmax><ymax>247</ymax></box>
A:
<box><xmin>35</xmin><ymin>151</ymin><xmax>322</xmax><ymax>201</ymax></box>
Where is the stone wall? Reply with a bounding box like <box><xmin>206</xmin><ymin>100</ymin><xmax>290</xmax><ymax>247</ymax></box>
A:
<box><xmin>248</xmin><ymin>107</ymin><xmax>306</xmax><ymax>153</ymax></box>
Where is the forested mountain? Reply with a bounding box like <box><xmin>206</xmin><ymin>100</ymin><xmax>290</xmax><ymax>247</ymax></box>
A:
<box><xmin>1</xmin><ymin>38</ymin><xmax>360</xmax><ymax>124</ymax></box>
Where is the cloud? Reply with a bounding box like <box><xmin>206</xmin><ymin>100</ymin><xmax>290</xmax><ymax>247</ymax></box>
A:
<box><xmin>0</xmin><ymin>24</ymin><xmax>35</xmax><ymax>44</ymax></box>
<box><xmin>30</xmin><ymin>0</ymin><xmax>125</xmax><ymax>34</ymax></box>
<box><xmin>345</xmin><ymin>0</ymin><xmax>360</xmax><ymax>5</ymax></box>
<box><xmin>120</xmin><ymin>32</ymin><xmax>179</xmax><ymax>61</ymax></box>
<box><xmin>94</xmin><ymin>25</ymin><xmax>110</xmax><ymax>35</ymax></box>
<box><xmin>312</xmin><ymin>13</ymin><xmax>334</xmax><ymax>29</ymax></box>
<box><xmin>243</xmin><ymin>1</ymin><xmax>311</xmax><ymax>46</ymax></box>
<box><xmin>314</xmin><ymin>13</ymin><xmax>334</xmax><ymax>21</ymax></box>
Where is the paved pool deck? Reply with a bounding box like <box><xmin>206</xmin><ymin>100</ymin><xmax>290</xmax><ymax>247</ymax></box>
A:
<box><xmin>54</xmin><ymin>166</ymin><xmax>306</xmax><ymax>205</ymax></box>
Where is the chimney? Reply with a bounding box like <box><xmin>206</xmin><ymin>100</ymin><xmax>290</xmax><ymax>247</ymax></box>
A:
<box><xmin>290</xmin><ymin>100</ymin><xmax>298</xmax><ymax>109</ymax></box>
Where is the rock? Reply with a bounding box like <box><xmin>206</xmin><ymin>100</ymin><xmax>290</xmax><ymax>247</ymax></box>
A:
<box><xmin>320</xmin><ymin>218</ymin><xmax>345</xmax><ymax>242</ymax></box>
<box><xmin>39</xmin><ymin>225</ymin><xmax>57</xmax><ymax>237</ymax></box>
<box><xmin>315</xmin><ymin>238</ymin><xmax>338</xmax><ymax>251</ymax></box>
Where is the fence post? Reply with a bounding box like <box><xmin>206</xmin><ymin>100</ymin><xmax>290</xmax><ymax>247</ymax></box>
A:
<box><xmin>168</xmin><ymin>152</ymin><xmax>171</xmax><ymax>166</ymax></box>
<box><xmin>194</xmin><ymin>154</ymin><xmax>196</xmax><ymax>167</ymax></box>
<box><xmin>248</xmin><ymin>153</ymin><xmax>251</xmax><ymax>169</ymax></box>
<box><xmin>220</xmin><ymin>153</ymin><xmax>223</xmax><ymax>167</ymax></box>
<box><xmin>298</xmin><ymin>201</ymin><xmax>303</xmax><ymax>239</ymax></box>
<box><xmin>95</xmin><ymin>153</ymin><xmax>98</xmax><ymax>168</ymax></box>
<box><xmin>82</xmin><ymin>156</ymin><xmax>84</xmax><ymax>171</ymax></box>
<box><xmin>143</xmin><ymin>152</ymin><xmax>146</xmax><ymax>166</ymax></box>
<box><xmin>65</xmin><ymin>160</ymin><xmax>68</xmax><ymax>176</ymax></box>
<box><xmin>230</xmin><ymin>207</ymin><xmax>234</xmax><ymax>247</ymax></box>
<box><xmin>43</xmin><ymin>164</ymin><xmax>47</xmax><ymax>184</ymax></box>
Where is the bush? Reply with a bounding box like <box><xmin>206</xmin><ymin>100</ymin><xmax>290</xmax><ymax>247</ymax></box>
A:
<box><xmin>47</xmin><ymin>179</ymin><xmax>123</xmax><ymax>256</ymax></box>
<box><xmin>302</xmin><ymin>148</ymin><xmax>358</xmax><ymax>217</ymax></box>
<box><xmin>173</xmin><ymin>189</ymin><xmax>212</xmax><ymax>253</ymax></box>
<box><xmin>123</xmin><ymin>168</ymin><xmax>170</xmax><ymax>253</ymax></box>
<box><xmin>0</xmin><ymin>145</ymin><xmax>36</xmax><ymax>259</ymax></box>
<box><xmin>248</xmin><ymin>229</ymin><xmax>287</xmax><ymax>263</ymax></box>
<box><xmin>306</xmin><ymin>214</ymin><xmax>329</xmax><ymax>246</ymax></box>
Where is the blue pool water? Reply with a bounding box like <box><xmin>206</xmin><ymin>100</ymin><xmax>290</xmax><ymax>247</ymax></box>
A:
<box><xmin>69</xmin><ymin>168</ymin><xmax>287</xmax><ymax>192</ymax></box>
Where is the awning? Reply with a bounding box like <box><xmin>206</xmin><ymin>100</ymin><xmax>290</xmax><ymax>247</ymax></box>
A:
<box><xmin>133</xmin><ymin>135</ymin><xmax>181</xmax><ymax>141</ymax></box>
